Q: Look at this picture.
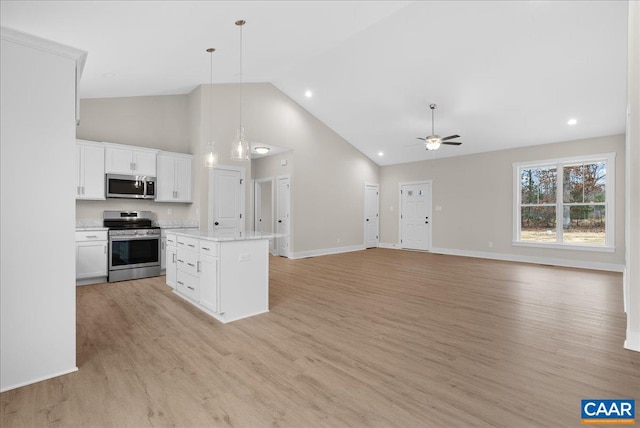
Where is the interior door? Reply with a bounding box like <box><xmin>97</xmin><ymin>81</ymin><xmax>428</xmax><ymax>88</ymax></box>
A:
<box><xmin>254</xmin><ymin>182</ymin><xmax>262</xmax><ymax>232</ymax></box>
<box><xmin>364</xmin><ymin>183</ymin><xmax>379</xmax><ymax>248</ymax></box>
<box><xmin>276</xmin><ymin>176</ymin><xmax>291</xmax><ymax>257</ymax></box>
<box><xmin>212</xmin><ymin>168</ymin><xmax>242</xmax><ymax>236</ymax></box>
<box><xmin>400</xmin><ymin>182</ymin><xmax>431</xmax><ymax>251</ymax></box>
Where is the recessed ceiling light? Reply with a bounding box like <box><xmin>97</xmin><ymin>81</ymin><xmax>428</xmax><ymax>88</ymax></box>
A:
<box><xmin>102</xmin><ymin>72</ymin><xmax>116</xmax><ymax>78</ymax></box>
<box><xmin>378</xmin><ymin>151</ymin><xmax>384</xmax><ymax>157</ymax></box>
<box><xmin>304</xmin><ymin>90</ymin><xmax>313</xmax><ymax>98</ymax></box>
<box><xmin>254</xmin><ymin>147</ymin><xmax>270</xmax><ymax>155</ymax></box>
<box><xmin>567</xmin><ymin>118</ymin><xmax>577</xmax><ymax>125</ymax></box>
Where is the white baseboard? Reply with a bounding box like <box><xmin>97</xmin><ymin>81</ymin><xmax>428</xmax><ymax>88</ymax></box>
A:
<box><xmin>0</xmin><ymin>366</ymin><xmax>78</xmax><ymax>393</ymax></box>
<box><xmin>378</xmin><ymin>243</ymin><xmax>623</xmax><ymax>272</ymax></box>
<box><xmin>378</xmin><ymin>242</ymin><xmax>402</xmax><ymax>249</ymax></box>
<box><xmin>624</xmin><ymin>329</ymin><xmax>640</xmax><ymax>353</ymax></box>
<box><xmin>430</xmin><ymin>247</ymin><xmax>625</xmax><ymax>272</ymax></box>
<box><xmin>291</xmin><ymin>244</ymin><xmax>365</xmax><ymax>259</ymax></box>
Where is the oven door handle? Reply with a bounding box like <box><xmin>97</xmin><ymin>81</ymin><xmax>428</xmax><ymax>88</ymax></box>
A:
<box><xmin>110</xmin><ymin>235</ymin><xmax>160</xmax><ymax>241</ymax></box>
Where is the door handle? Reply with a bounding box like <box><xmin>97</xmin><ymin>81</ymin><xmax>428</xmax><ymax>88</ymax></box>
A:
<box><xmin>425</xmin><ymin>221</ymin><xmax>429</xmax><ymax>224</ymax></box>
<box><xmin>366</xmin><ymin>219</ymin><xmax>369</xmax><ymax>221</ymax></box>
<box><xmin>214</xmin><ymin>222</ymin><xmax>219</xmax><ymax>226</ymax></box>
<box><xmin>278</xmin><ymin>220</ymin><xmax>282</xmax><ymax>223</ymax></box>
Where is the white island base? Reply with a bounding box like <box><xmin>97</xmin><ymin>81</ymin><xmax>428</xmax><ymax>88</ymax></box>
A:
<box><xmin>166</xmin><ymin>231</ymin><xmax>272</xmax><ymax>323</ymax></box>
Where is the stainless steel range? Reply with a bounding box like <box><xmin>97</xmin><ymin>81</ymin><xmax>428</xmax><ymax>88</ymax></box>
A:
<box><xmin>104</xmin><ymin>211</ymin><xmax>161</xmax><ymax>282</ymax></box>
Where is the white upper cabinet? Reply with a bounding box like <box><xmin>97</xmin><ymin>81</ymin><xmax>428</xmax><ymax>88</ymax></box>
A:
<box><xmin>155</xmin><ymin>151</ymin><xmax>193</xmax><ymax>203</ymax></box>
<box><xmin>104</xmin><ymin>143</ymin><xmax>158</xmax><ymax>176</ymax></box>
<box><xmin>75</xmin><ymin>140</ymin><xmax>105</xmax><ymax>200</ymax></box>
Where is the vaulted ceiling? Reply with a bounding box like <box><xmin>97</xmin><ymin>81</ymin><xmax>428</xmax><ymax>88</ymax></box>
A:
<box><xmin>0</xmin><ymin>1</ymin><xmax>628</xmax><ymax>165</ymax></box>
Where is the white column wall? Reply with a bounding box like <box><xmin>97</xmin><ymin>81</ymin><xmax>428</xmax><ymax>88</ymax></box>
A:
<box><xmin>625</xmin><ymin>1</ymin><xmax>640</xmax><ymax>352</ymax></box>
<box><xmin>0</xmin><ymin>29</ymin><xmax>85</xmax><ymax>391</ymax></box>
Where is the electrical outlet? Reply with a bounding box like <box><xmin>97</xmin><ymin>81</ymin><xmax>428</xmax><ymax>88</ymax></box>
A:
<box><xmin>337</xmin><ymin>238</ymin><xmax>341</xmax><ymax>244</ymax></box>
<box><xmin>436</xmin><ymin>206</ymin><xmax>442</xmax><ymax>211</ymax></box>
<box><xmin>488</xmin><ymin>241</ymin><xmax>493</xmax><ymax>248</ymax></box>
<box><xmin>167</xmin><ymin>208</ymin><xmax>172</xmax><ymax>215</ymax></box>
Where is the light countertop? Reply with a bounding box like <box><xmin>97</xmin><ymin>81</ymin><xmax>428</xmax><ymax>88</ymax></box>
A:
<box><xmin>171</xmin><ymin>229</ymin><xmax>285</xmax><ymax>243</ymax></box>
<box><xmin>76</xmin><ymin>226</ymin><xmax>108</xmax><ymax>232</ymax></box>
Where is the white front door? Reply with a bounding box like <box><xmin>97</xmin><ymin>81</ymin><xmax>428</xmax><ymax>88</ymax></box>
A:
<box><xmin>276</xmin><ymin>176</ymin><xmax>291</xmax><ymax>257</ymax></box>
<box><xmin>400</xmin><ymin>182</ymin><xmax>431</xmax><ymax>251</ymax></box>
<box><xmin>211</xmin><ymin>167</ymin><xmax>243</xmax><ymax>236</ymax></box>
<box><xmin>364</xmin><ymin>183</ymin><xmax>379</xmax><ymax>248</ymax></box>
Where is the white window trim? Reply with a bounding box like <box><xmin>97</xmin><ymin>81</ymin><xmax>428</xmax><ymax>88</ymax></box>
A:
<box><xmin>512</xmin><ymin>152</ymin><xmax>615</xmax><ymax>252</ymax></box>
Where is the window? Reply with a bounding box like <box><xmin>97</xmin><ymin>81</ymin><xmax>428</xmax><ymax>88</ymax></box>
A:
<box><xmin>513</xmin><ymin>153</ymin><xmax>615</xmax><ymax>251</ymax></box>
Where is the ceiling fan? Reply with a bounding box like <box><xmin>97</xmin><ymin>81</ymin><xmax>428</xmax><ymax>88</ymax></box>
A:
<box><xmin>416</xmin><ymin>104</ymin><xmax>462</xmax><ymax>150</ymax></box>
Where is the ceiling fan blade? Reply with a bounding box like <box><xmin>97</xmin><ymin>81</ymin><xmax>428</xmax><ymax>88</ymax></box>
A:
<box><xmin>441</xmin><ymin>135</ymin><xmax>460</xmax><ymax>141</ymax></box>
<box><xmin>416</xmin><ymin>137</ymin><xmax>426</xmax><ymax>141</ymax></box>
<box><xmin>405</xmin><ymin>142</ymin><xmax>425</xmax><ymax>147</ymax></box>
<box><xmin>442</xmin><ymin>141</ymin><xmax>462</xmax><ymax>146</ymax></box>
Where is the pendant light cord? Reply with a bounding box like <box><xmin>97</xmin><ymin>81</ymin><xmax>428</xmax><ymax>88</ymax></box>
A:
<box><xmin>210</xmin><ymin>49</ymin><xmax>213</xmax><ymax>143</ymax></box>
<box><xmin>239</xmin><ymin>21</ymin><xmax>243</xmax><ymax>130</ymax></box>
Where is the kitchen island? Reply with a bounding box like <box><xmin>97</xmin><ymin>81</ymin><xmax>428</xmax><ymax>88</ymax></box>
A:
<box><xmin>165</xmin><ymin>230</ymin><xmax>280</xmax><ymax>323</ymax></box>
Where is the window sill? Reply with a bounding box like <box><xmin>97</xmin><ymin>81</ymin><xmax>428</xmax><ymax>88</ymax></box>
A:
<box><xmin>512</xmin><ymin>241</ymin><xmax>615</xmax><ymax>253</ymax></box>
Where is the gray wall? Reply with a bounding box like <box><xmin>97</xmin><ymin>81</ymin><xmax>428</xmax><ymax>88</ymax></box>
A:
<box><xmin>380</xmin><ymin>134</ymin><xmax>625</xmax><ymax>267</ymax></box>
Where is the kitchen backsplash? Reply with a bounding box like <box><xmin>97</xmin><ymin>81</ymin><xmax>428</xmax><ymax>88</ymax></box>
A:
<box><xmin>76</xmin><ymin>218</ymin><xmax>199</xmax><ymax>229</ymax></box>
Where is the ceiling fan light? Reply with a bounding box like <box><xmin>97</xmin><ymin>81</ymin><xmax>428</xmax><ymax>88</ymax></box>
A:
<box><xmin>426</xmin><ymin>136</ymin><xmax>441</xmax><ymax>150</ymax></box>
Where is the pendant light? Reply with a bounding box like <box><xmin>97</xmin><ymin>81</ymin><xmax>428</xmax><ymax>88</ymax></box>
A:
<box><xmin>230</xmin><ymin>19</ymin><xmax>250</xmax><ymax>161</ymax></box>
<box><xmin>203</xmin><ymin>48</ymin><xmax>219</xmax><ymax>168</ymax></box>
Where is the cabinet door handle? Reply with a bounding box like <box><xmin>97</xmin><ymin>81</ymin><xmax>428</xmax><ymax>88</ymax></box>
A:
<box><xmin>202</xmin><ymin>247</ymin><xmax>210</xmax><ymax>251</ymax></box>
<box><xmin>86</xmin><ymin>235</ymin><xmax>98</xmax><ymax>238</ymax></box>
<box><xmin>187</xmin><ymin>244</ymin><xmax>195</xmax><ymax>248</ymax></box>
<box><xmin>187</xmin><ymin>262</ymin><xmax>195</xmax><ymax>267</ymax></box>
<box><xmin>197</xmin><ymin>261</ymin><xmax>201</xmax><ymax>273</ymax></box>
<box><xmin>177</xmin><ymin>281</ymin><xmax>184</xmax><ymax>285</ymax></box>
<box><xmin>161</xmin><ymin>241</ymin><xmax>165</xmax><ymax>250</ymax></box>
<box><xmin>104</xmin><ymin>245</ymin><xmax>107</xmax><ymax>254</ymax></box>
<box><xmin>187</xmin><ymin>286</ymin><xmax>194</xmax><ymax>291</ymax></box>
<box><xmin>177</xmin><ymin>259</ymin><xmax>184</xmax><ymax>263</ymax></box>
<box><xmin>172</xmin><ymin>253</ymin><xmax>176</xmax><ymax>263</ymax></box>
<box><xmin>77</xmin><ymin>186</ymin><xmax>81</xmax><ymax>195</ymax></box>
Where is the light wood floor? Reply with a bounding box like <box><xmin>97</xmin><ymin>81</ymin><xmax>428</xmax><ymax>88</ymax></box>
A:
<box><xmin>1</xmin><ymin>249</ymin><xmax>638</xmax><ymax>427</ymax></box>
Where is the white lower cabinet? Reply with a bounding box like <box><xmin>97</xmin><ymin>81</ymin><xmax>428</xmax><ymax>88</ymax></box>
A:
<box><xmin>199</xmin><ymin>255</ymin><xmax>219</xmax><ymax>312</ymax></box>
<box><xmin>75</xmin><ymin>230</ymin><xmax>108</xmax><ymax>285</ymax></box>
<box><xmin>173</xmin><ymin>235</ymin><xmax>219</xmax><ymax>312</ymax></box>
<box><xmin>166</xmin><ymin>245</ymin><xmax>177</xmax><ymax>288</ymax></box>
<box><xmin>176</xmin><ymin>270</ymin><xmax>200</xmax><ymax>302</ymax></box>
<box><xmin>166</xmin><ymin>232</ymin><xmax>269</xmax><ymax>323</ymax></box>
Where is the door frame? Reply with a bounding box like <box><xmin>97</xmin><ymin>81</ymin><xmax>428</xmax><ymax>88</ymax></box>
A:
<box><xmin>208</xmin><ymin>164</ymin><xmax>246</xmax><ymax>233</ymax></box>
<box><xmin>276</xmin><ymin>174</ymin><xmax>292</xmax><ymax>258</ymax></box>
<box><xmin>251</xmin><ymin>177</ymin><xmax>276</xmax><ymax>254</ymax></box>
<box><xmin>399</xmin><ymin>180</ymin><xmax>433</xmax><ymax>251</ymax></box>
<box><xmin>364</xmin><ymin>182</ymin><xmax>380</xmax><ymax>248</ymax></box>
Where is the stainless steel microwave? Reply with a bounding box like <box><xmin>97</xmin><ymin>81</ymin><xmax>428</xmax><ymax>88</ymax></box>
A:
<box><xmin>106</xmin><ymin>174</ymin><xmax>156</xmax><ymax>199</ymax></box>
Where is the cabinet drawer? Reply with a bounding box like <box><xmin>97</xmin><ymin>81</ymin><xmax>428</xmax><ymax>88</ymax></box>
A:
<box><xmin>166</xmin><ymin>233</ymin><xmax>177</xmax><ymax>247</ymax></box>
<box><xmin>176</xmin><ymin>235</ymin><xmax>198</xmax><ymax>251</ymax></box>
<box><xmin>176</xmin><ymin>271</ymin><xmax>199</xmax><ymax>301</ymax></box>
<box><xmin>199</xmin><ymin>241</ymin><xmax>218</xmax><ymax>257</ymax></box>
<box><xmin>176</xmin><ymin>248</ymin><xmax>199</xmax><ymax>276</ymax></box>
<box><xmin>75</xmin><ymin>231</ymin><xmax>107</xmax><ymax>242</ymax></box>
